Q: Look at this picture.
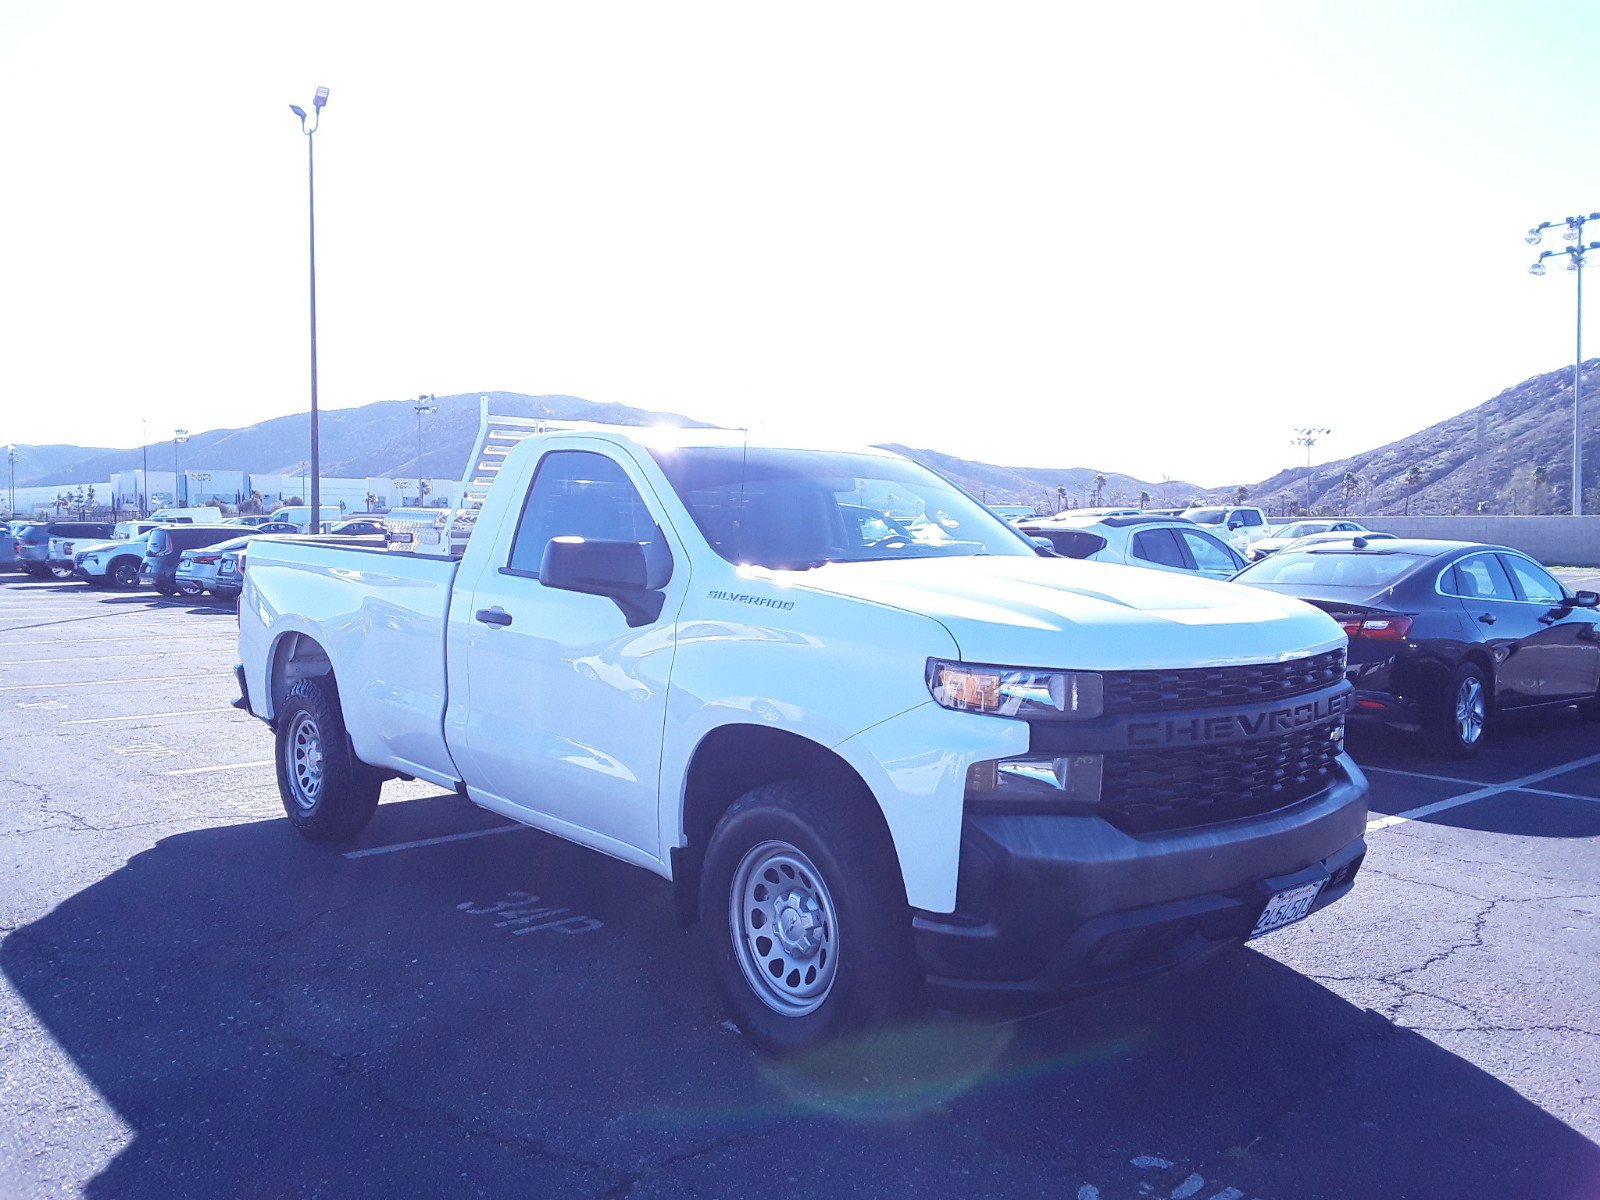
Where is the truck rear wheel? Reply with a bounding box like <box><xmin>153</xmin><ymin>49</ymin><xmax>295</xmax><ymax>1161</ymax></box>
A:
<box><xmin>274</xmin><ymin>677</ymin><xmax>381</xmax><ymax>841</ymax></box>
<box><xmin>700</xmin><ymin>780</ymin><xmax>921</xmax><ymax>1055</ymax></box>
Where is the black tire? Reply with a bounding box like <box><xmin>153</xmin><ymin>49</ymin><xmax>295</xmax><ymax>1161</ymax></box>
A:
<box><xmin>700</xmin><ymin>780</ymin><xmax>922</xmax><ymax>1055</ymax></box>
<box><xmin>22</xmin><ymin>565</ymin><xmax>47</xmax><ymax>578</ymax></box>
<box><xmin>1427</xmin><ymin>662</ymin><xmax>1489</xmax><ymax>758</ymax></box>
<box><xmin>108</xmin><ymin>558</ymin><xmax>143</xmax><ymax>590</ymax></box>
<box><xmin>153</xmin><ymin>581</ymin><xmax>177</xmax><ymax>596</ymax></box>
<box><xmin>176</xmin><ymin>580</ymin><xmax>204</xmax><ymax>598</ymax></box>
<box><xmin>274</xmin><ymin>676</ymin><xmax>382</xmax><ymax>841</ymax></box>
<box><xmin>49</xmin><ymin>565</ymin><xmax>73</xmax><ymax>580</ymax></box>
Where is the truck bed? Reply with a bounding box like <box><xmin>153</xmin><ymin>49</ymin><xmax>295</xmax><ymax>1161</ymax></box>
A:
<box><xmin>240</xmin><ymin>538</ymin><xmax>463</xmax><ymax>788</ymax></box>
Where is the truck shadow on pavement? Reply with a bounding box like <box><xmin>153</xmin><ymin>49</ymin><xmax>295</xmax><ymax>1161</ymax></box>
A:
<box><xmin>5</xmin><ymin>795</ymin><xmax>1598</xmax><ymax>1199</ymax></box>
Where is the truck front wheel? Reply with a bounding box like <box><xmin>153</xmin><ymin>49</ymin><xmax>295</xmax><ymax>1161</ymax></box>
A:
<box><xmin>274</xmin><ymin>677</ymin><xmax>381</xmax><ymax>841</ymax></box>
<box><xmin>701</xmin><ymin>781</ymin><xmax>922</xmax><ymax>1054</ymax></box>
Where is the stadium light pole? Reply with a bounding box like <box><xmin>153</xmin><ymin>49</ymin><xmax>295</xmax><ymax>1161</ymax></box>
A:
<box><xmin>291</xmin><ymin>87</ymin><xmax>330</xmax><ymax>535</ymax></box>
<box><xmin>172</xmin><ymin>429</ymin><xmax>189</xmax><ymax>506</ymax></box>
<box><xmin>5</xmin><ymin>443</ymin><xmax>15</xmax><ymax>518</ymax></box>
<box><xmin>1527</xmin><ymin>212</ymin><xmax>1600</xmax><ymax>515</ymax></box>
<box><xmin>1290</xmin><ymin>427</ymin><xmax>1332</xmax><ymax>515</ymax></box>
<box><xmin>140</xmin><ymin>418</ymin><xmax>150</xmax><ymax>515</ymax></box>
<box><xmin>414</xmin><ymin>395</ymin><xmax>437</xmax><ymax>475</ymax></box>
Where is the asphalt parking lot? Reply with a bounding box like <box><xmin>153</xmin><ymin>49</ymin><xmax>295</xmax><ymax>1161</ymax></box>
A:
<box><xmin>1</xmin><ymin>575</ymin><xmax>1597</xmax><ymax>1200</ymax></box>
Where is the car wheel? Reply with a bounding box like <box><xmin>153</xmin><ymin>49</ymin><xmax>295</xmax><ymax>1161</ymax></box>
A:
<box><xmin>49</xmin><ymin>566</ymin><xmax>73</xmax><ymax>580</ymax></box>
<box><xmin>110</xmin><ymin>559</ymin><xmax>142</xmax><ymax>589</ymax></box>
<box><xmin>700</xmin><ymin>780</ymin><xmax>922</xmax><ymax>1055</ymax></box>
<box><xmin>274</xmin><ymin>677</ymin><xmax>382</xmax><ymax>841</ymax></box>
<box><xmin>153</xmin><ymin>582</ymin><xmax>176</xmax><ymax>596</ymax></box>
<box><xmin>176</xmin><ymin>580</ymin><xmax>204</xmax><ymax>597</ymax></box>
<box><xmin>1429</xmin><ymin>662</ymin><xmax>1489</xmax><ymax>757</ymax></box>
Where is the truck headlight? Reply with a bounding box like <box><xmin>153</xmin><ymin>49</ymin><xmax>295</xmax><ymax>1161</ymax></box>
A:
<box><xmin>926</xmin><ymin>659</ymin><xmax>1103</xmax><ymax>720</ymax></box>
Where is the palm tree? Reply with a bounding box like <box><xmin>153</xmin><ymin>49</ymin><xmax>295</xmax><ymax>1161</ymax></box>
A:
<box><xmin>1138</xmin><ymin>489</ymin><xmax>1150</xmax><ymax>510</ymax></box>
<box><xmin>1234</xmin><ymin>485</ymin><xmax>1249</xmax><ymax>506</ymax></box>
<box><xmin>1091</xmin><ymin>474</ymin><xmax>1106</xmax><ymax>506</ymax></box>
<box><xmin>1404</xmin><ymin>465</ymin><xmax>1424</xmax><ymax>514</ymax></box>
<box><xmin>1341</xmin><ymin>471</ymin><xmax>1359</xmax><ymax>515</ymax></box>
<box><xmin>1055</xmin><ymin>485</ymin><xmax>1067</xmax><ymax>514</ymax></box>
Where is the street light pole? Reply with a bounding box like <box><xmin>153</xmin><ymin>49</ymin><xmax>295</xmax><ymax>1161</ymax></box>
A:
<box><xmin>291</xmin><ymin>87</ymin><xmax>330</xmax><ymax>535</ymax></box>
<box><xmin>1290</xmin><ymin>427</ymin><xmax>1332</xmax><ymax>515</ymax></box>
<box><xmin>5</xmin><ymin>444</ymin><xmax>15</xmax><ymax>519</ymax></box>
<box><xmin>1526</xmin><ymin>212</ymin><xmax>1599</xmax><ymax>515</ymax></box>
<box><xmin>140</xmin><ymin>418</ymin><xmax>149</xmax><ymax>516</ymax></box>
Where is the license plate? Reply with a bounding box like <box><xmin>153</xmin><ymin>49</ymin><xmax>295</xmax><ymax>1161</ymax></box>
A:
<box><xmin>1250</xmin><ymin>880</ymin><xmax>1324</xmax><ymax>939</ymax></box>
<box><xmin>388</xmin><ymin>531</ymin><xmax>414</xmax><ymax>544</ymax></box>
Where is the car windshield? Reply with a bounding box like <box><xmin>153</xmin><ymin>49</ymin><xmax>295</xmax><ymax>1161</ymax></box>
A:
<box><xmin>649</xmin><ymin>446</ymin><xmax>1035</xmax><ymax>569</ymax></box>
<box><xmin>1235</xmin><ymin>549</ymin><xmax>1424</xmax><ymax>588</ymax></box>
<box><xmin>1183</xmin><ymin>508</ymin><xmax>1225</xmax><ymax>525</ymax></box>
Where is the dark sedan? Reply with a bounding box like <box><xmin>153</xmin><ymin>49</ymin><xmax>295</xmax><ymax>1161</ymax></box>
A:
<box><xmin>1233</xmin><ymin>538</ymin><xmax>1600</xmax><ymax>756</ymax></box>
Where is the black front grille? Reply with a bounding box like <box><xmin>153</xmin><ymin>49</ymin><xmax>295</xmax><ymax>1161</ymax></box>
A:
<box><xmin>1099</xmin><ymin>720</ymin><xmax>1342</xmax><ymax>835</ymax></box>
<box><xmin>1101</xmin><ymin>649</ymin><xmax>1346</xmax><ymax>716</ymax></box>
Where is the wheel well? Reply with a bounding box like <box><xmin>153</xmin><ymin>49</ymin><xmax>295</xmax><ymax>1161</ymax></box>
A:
<box><xmin>672</xmin><ymin>724</ymin><xmax>893</xmax><ymax>926</ymax></box>
<box><xmin>268</xmin><ymin>632</ymin><xmax>334</xmax><ymax>717</ymax></box>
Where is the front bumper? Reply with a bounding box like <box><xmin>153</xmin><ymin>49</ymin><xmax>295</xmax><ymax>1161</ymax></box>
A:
<box><xmin>914</xmin><ymin>757</ymin><xmax>1368</xmax><ymax>1008</ymax></box>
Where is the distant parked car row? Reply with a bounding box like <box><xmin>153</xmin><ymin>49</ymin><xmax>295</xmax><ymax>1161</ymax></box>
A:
<box><xmin>3</xmin><ymin>504</ymin><xmax>389</xmax><ymax>600</ymax></box>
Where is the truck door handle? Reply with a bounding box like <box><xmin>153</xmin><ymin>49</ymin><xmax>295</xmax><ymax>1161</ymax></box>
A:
<box><xmin>1478</xmin><ymin>613</ymin><xmax>1496</xmax><ymax>626</ymax></box>
<box><xmin>475</xmin><ymin>607</ymin><xmax>513</xmax><ymax>627</ymax></box>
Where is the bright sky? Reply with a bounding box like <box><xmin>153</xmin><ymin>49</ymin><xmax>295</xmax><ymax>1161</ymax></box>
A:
<box><xmin>2</xmin><ymin>1</ymin><xmax>1596</xmax><ymax>486</ymax></box>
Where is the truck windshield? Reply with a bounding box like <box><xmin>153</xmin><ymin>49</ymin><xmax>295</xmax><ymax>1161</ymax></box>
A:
<box><xmin>649</xmin><ymin>447</ymin><xmax>1036</xmax><ymax>569</ymax></box>
<box><xmin>1183</xmin><ymin>508</ymin><xmax>1226</xmax><ymax>525</ymax></box>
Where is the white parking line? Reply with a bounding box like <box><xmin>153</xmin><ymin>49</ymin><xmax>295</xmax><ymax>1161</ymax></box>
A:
<box><xmin>64</xmin><ymin>707</ymin><xmax>239</xmax><ymax>725</ymax></box>
<box><xmin>343</xmin><ymin>825</ymin><xmax>526</xmax><ymax>859</ymax></box>
<box><xmin>1363</xmin><ymin>763</ymin><xmax>1600</xmax><ymax>804</ymax></box>
<box><xmin>165</xmin><ymin>760</ymin><xmax>273</xmax><ymax>776</ymax></box>
<box><xmin>1366</xmin><ymin>751</ymin><xmax>1600</xmax><ymax>832</ymax></box>
<box><xmin>4</xmin><ymin>650</ymin><xmax>222</xmax><ymax>665</ymax></box>
<box><xmin>0</xmin><ymin>672</ymin><xmax>233</xmax><ymax>692</ymax></box>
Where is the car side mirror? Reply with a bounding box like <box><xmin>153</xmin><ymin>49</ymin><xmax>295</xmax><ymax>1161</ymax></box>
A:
<box><xmin>539</xmin><ymin>534</ymin><xmax>670</xmax><ymax>626</ymax></box>
<box><xmin>1573</xmin><ymin>590</ymin><xmax>1599</xmax><ymax>609</ymax></box>
<box><xmin>1030</xmin><ymin>536</ymin><xmax>1057</xmax><ymax>555</ymax></box>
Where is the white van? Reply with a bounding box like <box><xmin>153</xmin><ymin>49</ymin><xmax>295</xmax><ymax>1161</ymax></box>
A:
<box><xmin>266</xmin><ymin>504</ymin><xmax>345</xmax><ymax>533</ymax></box>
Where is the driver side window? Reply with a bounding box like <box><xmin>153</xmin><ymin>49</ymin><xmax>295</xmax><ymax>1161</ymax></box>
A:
<box><xmin>507</xmin><ymin>451</ymin><xmax>658</xmax><ymax>577</ymax></box>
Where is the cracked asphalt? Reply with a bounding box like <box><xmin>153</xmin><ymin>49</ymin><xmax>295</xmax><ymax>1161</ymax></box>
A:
<box><xmin>1</xmin><ymin>575</ymin><xmax>1597</xmax><ymax>1199</ymax></box>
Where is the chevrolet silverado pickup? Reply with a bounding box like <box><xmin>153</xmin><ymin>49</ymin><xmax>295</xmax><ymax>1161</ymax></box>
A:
<box><xmin>236</xmin><ymin>425</ymin><xmax>1368</xmax><ymax>1052</ymax></box>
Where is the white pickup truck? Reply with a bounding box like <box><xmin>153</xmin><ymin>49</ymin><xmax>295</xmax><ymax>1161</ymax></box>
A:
<box><xmin>236</xmin><ymin>428</ymin><xmax>1368</xmax><ymax>1052</ymax></box>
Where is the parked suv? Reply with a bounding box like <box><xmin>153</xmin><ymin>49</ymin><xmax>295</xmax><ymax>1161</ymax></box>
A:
<box><xmin>1020</xmin><ymin>514</ymin><xmax>1246</xmax><ymax>580</ymax></box>
<box><xmin>1181</xmin><ymin>505</ymin><xmax>1270</xmax><ymax>553</ymax></box>
<box><xmin>142</xmin><ymin>525</ymin><xmax>245</xmax><ymax>595</ymax></box>
<box><xmin>75</xmin><ymin>531</ymin><xmax>156</xmax><ymax>589</ymax></box>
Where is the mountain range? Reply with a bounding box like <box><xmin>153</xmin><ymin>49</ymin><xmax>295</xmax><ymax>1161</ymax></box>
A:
<box><xmin>1241</xmin><ymin>359</ymin><xmax>1600</xmax><ymax>516</ymax></box>
<box><xmin>12</xmin><ymin>360</ymin><xmax>1597</xmax><ymax>515</ymax></box>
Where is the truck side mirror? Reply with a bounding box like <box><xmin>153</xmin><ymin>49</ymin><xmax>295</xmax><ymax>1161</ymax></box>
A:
<box><xmin>540</xmin><ymin>535</ymin><xmax>668</xmax><ymax>626</ymax></box>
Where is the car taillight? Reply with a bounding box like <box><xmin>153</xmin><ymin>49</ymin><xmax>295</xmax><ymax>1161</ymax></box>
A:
<box><xmin>193</xmin><ymin>554</ymin><xmax>219</xmax><ymax>564</ymax></box>
<box><xmin>1340</xmin><ymin>616</ymin><xmax>1413</xmax><ymax>641</ymax></box>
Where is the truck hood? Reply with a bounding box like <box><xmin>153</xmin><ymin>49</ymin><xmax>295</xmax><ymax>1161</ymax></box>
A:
<box><xmin>788</xmin><ymin>556</ymin><xmax>1344</xmax><ymax>670</ymax></box>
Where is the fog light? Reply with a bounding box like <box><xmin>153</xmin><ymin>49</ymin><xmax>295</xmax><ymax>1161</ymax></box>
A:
<box><xmin>966</xmin><ymin>753</ymin><xmax>1103</xmax><ymax>809</ymax></box>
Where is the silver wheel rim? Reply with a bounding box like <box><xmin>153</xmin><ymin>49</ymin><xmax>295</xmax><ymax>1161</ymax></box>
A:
<box><xmin>1456</xmin><ymin>676</ymin><xmax>1486</xmax><ymax>745</ymax></box>
<box><xmin>286</xmin><ymin>711</ymin><xmax>325</xmax><ymax>810</ymax></box>
<box><xmin>730</xmin><ymin>840</ymin><xmax>839</xmax><ymax>1017</ymax></box>
<box><xmin>114</xmin><ymin>563</ymin><xmax>138</xmax><ymax>586</ymax></box>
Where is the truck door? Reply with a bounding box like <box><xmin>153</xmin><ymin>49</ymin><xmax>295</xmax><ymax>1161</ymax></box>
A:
<box><xmin>450</xmin><ymin>447</ymin><xmax>685</xmax><ymax>858</ymax></box>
